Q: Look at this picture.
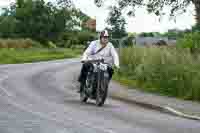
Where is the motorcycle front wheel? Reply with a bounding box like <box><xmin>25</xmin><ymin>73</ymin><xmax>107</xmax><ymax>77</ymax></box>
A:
<box><xmin>80</xmin><ymin>83</ymin><xmax>88</xmax><ymax>103</ymax></box>
<box><xmin>96</xmin><ymin>72</ymin><xmax>109</xmax><ymax>106</ymax></box>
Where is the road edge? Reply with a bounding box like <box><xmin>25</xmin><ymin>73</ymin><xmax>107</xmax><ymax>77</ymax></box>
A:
<box><xmin>110</xmin><ymin>93</ymin><xmax>200</xmax><ymax>121</ymax></box>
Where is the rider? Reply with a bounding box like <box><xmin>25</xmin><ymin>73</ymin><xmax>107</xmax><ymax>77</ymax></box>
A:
<box><xmin>78</xmin><ymin>29</ymin><xmax>120</xmax><ymax>92</ymax></box>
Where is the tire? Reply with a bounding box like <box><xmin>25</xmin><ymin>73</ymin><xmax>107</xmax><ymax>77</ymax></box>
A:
<box><xmin>96</xmin><ymin>72</ymin><xmax>109</xmax><ymax>106</ymax></box>
<box><xmin>80</xmin><ymin>83</ymin><xmax>88</xmax><ymax>103</ymax></box>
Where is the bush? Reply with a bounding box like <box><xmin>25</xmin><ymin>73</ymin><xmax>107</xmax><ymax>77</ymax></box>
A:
<box><xmin>123</xmin><ymin>34</ymin><xmax>135</xmax><ymax>47</ymax></box>
<box><xmin>24</xmin><ymin>39</ymin><xmax>43</xmax><ymax>48</ymax></box>
<box><xmin>110</xmin><ymin>39</ymin><xmax>119</xmax><ymax>48</ymax></box>
<box><xmin>0</xmin><ymin>38</ymin><xmax>42</xmax><ymax>48</ymax></box>
<box><xmin>47</xmin><ymin>41</ymin><xmax>57</xmax><ymax>48</ymax></box>
<box><xmin>177</xmin><ymin>32</ymin><xmax>200</xmax><ymax>49</ymax></box>
<box><xmin>77</xmin><ymin>31</ymin><xmax>96</xmax><ymax>44</ymax></box>
<box><xmin>58</xmin><ymin>31</ymin><xmax>97</xmax><ymax>48</ymax></box>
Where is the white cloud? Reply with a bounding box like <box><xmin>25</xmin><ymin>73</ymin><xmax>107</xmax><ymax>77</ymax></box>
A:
<box><xmin>73</xmin><ymin>0</ymin><xmax>196</xmax><ymax>33</ymax></box>
<box><xmin>125</xmin><ymin>4</ymin><xmax>196</xmax><ymax>33</ymax></box>
<box><xmin>0</xmin><ymin>0</ymin><xmax>15</xmax><ymax>7</ymax></box>
<box><xmin>0</xmin><ymin>0</ymin><xmax>196</xmax><ymax>33</ymax></box>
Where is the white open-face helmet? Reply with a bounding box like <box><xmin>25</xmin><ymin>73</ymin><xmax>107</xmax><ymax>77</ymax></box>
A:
<box><xmin>100</xmin><ymin>30</ymin><xmax>109</xmax><ymax>38</ymax></box>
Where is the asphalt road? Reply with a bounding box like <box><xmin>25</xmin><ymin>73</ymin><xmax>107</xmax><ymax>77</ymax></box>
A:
<box><xmin>0</xmin><ymin>59</ymin><xmax>199</xmax><ymax>133</ymax></box>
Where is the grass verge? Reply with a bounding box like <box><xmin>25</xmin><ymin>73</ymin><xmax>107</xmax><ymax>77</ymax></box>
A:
<box><xmin>0</xmin><ymin>48</ymin><xmax>82</xmax><ymax>64</ymax></box>
<box><xmin>113</xmin><ymin>46</ymin><xmax>200</xmax><ymax>102</ymax></box>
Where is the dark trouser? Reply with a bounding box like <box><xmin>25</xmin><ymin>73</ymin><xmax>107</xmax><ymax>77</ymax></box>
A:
<box><xmin>78</xmin><ymin>62</ymin><xmax>114</xmax><ymax>84</ymax></box>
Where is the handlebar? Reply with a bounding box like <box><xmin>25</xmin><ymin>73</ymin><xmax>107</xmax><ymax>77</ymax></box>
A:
<box><xmin>81</xmin><ymin>59</ymin><xmax>104</xmax><ymax>63</ymax></box>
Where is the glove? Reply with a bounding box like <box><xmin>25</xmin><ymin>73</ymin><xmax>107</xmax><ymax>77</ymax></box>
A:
<box><xmin>114</xmin><ymin>65</ymin><xmax>120</xmax><ymax>69</ymax></box>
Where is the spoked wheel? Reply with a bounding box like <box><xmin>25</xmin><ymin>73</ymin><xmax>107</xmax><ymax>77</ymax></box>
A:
<box><xmin>96</xmin><ymin>74</ymin><xmax>109</xmax><ymax>106</ymax></box>
<box><xmin>80</xmin><ymin>82</ymin><xmax>88</xmax><ymax>103</ymax></box>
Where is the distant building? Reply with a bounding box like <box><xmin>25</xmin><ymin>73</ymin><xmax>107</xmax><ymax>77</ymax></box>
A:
<box><xmin>84</xmin><ymin>19</ymin><xmax>96</xmax><ymax>31</ymax></box>
<box><xmin>134</xmin><ymin>36</ymin><xmax>177</xmax><ymax>46</ymax></box>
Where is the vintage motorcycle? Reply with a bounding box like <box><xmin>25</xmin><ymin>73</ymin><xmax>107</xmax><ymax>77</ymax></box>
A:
<box><xmin>80</xmin><ymin>59</ymin><xmax>110</xmax><ymax>106</ymax></box>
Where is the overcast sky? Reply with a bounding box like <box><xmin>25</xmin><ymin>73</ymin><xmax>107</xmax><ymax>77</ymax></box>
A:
<box><xmin>0</xmin><ymin>0</ymin><xmax>196</xmax><ymax>33</ymax></box>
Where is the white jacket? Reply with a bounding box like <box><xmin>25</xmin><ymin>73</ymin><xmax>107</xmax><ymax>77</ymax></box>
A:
<box><xmin>82</xmin><ymin>40</ymin><xmax>120</xmax><ymax>68</ymax></box>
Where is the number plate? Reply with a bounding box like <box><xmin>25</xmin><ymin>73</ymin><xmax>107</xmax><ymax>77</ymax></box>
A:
<box><xmin>99</xmin><ymin>63</ymin><xmax>108</xmax><ymax>71</ymax></box>
<box><xmin>104</xmin><ymin>72</ymin><xmax>109</xmax><ymax>78</ymax></box>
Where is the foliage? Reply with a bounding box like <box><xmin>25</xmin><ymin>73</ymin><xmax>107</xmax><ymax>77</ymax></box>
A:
<box><xmin>138</xmin><ymin>32</ymin><xmax>155</xmax><ymax>37</ymax></box>
<box><xmin>94</xmin><ymin>0</ymin><xmax>200</xmax><ymax>28</ymax></box>
<box><xmin>0</xmin><ymin>0</ymin><xmax>93</xmax><ymax>47</ymax></box>
<box><xmin>47</xmin><ymin>41</ymin><xmax>57</xmax><ymax>49</ymax></box>
<box><xmin>177</xmin><ymin>32</ymin><xmax>200</xmax><ymax>49</ymax></box>
<box><xmin>115</xmin><ymin>46</ymin><xmax>200</xmax><ymax>102</ymax></box>
<box><xmin>0</xmin><ymin>0</ymin><xmax>67</xmax><ymax>43</ymax></box>
<box><xmin>123</xmin><ymin>34</ymin><xmax>135</xmax><ymax>47</ymax></box>
<box><xmin>57</xmin><ymin>30</ymin><xmax>97</xmax><ymax>48</ymax></box>
<box><xmin>106</xmin><ymin>6</ymin><xmax>127</xmax><ymax>39</ymax></box>
<box><xmin>192</xmin><ymin>24</ymin><xmax>200</xmax><ymax>32</ymax></box>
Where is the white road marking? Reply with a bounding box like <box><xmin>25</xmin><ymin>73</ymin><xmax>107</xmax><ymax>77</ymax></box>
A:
<box><xmin>0</xmin><ymin>75</ymin><xmax>13</xmax><ymax>97</ymax></box>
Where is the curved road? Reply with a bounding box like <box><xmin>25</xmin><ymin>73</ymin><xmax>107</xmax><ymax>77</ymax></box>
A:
<box><xmin>0</xmin><ymin>59</ymin><xmax>199</xmax><ymax>133</ymax></box>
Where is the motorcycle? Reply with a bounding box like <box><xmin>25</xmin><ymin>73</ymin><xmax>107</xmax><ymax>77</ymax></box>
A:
<box><xmin>80</xmin><ymin>59</ymin><xmax>110</xmax><ymax>106</ymax></box>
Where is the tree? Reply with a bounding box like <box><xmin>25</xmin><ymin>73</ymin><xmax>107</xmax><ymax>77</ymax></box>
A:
<box><xmin>192</xmin><ymin>24</ymin><xmax>200</xmax><ymax>31</ymax></box>
<box><xmin>0</xmin><ymin>0</ymin><xmax>80</xmax><ymax>43</ymax></box>
<box><xmin>139</xmin><ymin>32</ymin><xmax>155</xmax><ymax>37</ymax></box>
<box><xmin>56</xmin><ymin>0</ymin><xmax>73</xmax><ymax>8</ymax></box>
<box><xmin>16</xmin><ymin>0</ymin><xmax>25</xmax><ymax>8</ymax></box>
<box><xmin>56</xmin><ymin>0</ymin><xmax>94</xmax><ymax>31</ymax></box>
<box><xmin>70</xmin><ymin>8</ymin><xmax>92</xmax><ymax>31</ymax></box>
<box><xmin>0</xmin><ymin>16</ymin><xmax>18</xmax><ymax>38</ymax></box>
<box><xmin>0</xmin><ymin>0</ymin><xmax>97</xmax><ymax>48</ymax></box>
<box><xmin>94</xmin><ymin>0</ymin><xmax>200</xmax><ymax>29</ymax></box>
<box><xmin>13</xmin><ymin>0</ymin><xmax>68</xmax><ymax>42</ymax></box>
<box><xmin>106</xmin><ymin>6</ymin><xmax>127</xmax><ymax>39</ymax></box>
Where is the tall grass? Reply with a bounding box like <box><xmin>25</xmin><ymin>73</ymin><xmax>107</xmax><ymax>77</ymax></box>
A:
<box><xmin>0</xmin><ymin>38</ymin><xmax>82</xmax><ymax>64</ymax></box>
<box><xmin>0</xmin><ymin>48</ymin><xmax>81</xmax><ymax>64</ymax></box>
<box><xmin>115</xmin><ymin>46</ymin><xmax>200</xmax><ymax>102</ymax></box>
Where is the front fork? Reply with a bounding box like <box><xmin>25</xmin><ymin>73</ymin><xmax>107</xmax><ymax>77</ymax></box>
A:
<box><xmin>97</xmin><ymin>70</ymin><xmax>108</xmax><ymax>91</ymax></box>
